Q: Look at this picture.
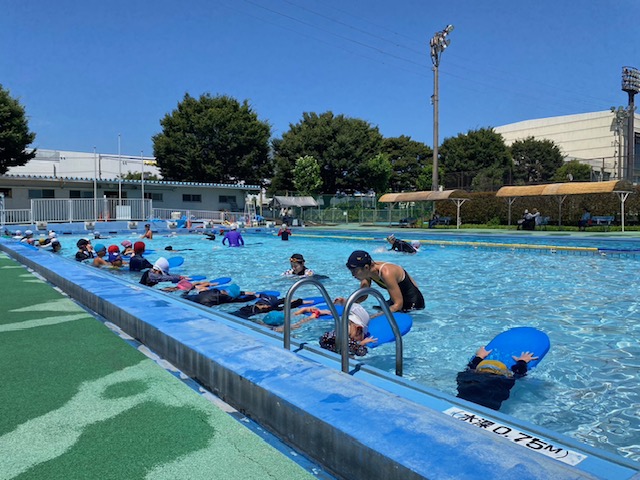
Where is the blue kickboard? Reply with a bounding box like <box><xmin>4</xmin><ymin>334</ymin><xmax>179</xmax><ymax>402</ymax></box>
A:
<box><xmin>483</xmin><ymin>327</ymin><xmax>550</xmax><ymax>370</ymax></box>
<box><xmin>313</xmin><ymin>305</ymin><xmax>412</xmax><ymax>348</ymax></box>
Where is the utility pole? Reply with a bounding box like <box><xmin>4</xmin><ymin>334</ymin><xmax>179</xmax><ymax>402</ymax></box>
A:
<box><xmin>429</xmin><ymin>24</ymin><xmax>454</xmax><ymax>191</ymax></box>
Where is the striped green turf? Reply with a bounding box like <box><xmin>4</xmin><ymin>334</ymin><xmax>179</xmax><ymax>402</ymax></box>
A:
<box><xmin>0</xmin><ymin>253</ymin><xmax>315</xmax><ymax>480</ymax></box>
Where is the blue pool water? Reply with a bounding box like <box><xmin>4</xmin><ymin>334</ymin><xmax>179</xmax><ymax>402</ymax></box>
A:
<box><xmin>60</xmin><ymin>229</ymin><xmax>640</xmax><ymax>462</ymax></box>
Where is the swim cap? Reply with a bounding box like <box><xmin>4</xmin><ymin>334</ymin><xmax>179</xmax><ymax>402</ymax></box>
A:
<box><xmin>94</xmin><ymin>243</ymin><xmax>106</xmax><ymax>253</ymax></box>
<box><xmin>15</xmin><ymin>230</ymin><xmax>22</xmax><ymax>236</ymax></box>
<box><xmin>134</xmin><ymin>241</ymin><xmax>146</xmax><ymax>254</ymax></box>
<box><xmin>108</xmin><ymin>245</ymin><xmax>120</xmax><ymax>254</ymax></box>
<box><xmin>348</xmin><ymin>303</ymin><xmax>370</xmax><ymax>334</ymax></box>
<box><xmin>263</xmin><ymin>311</ymin><xmax>285</xmax><ymax>326</ymax></box>
<box><xmin>224</xmin><ymin>283</ymin><xmax>241</xmax><ymax>299</ymax></box>
<box><xmin>176</xmin><ymin>279</ymin><xmax>193</xmax><ymax>291</ymax></box>
<box><xmin>290</xmin><ymin>253</ymin><xmax>305</xmax><ymax>263</ymax></box>
<box><xmin>346</xmin><ymin>250</ymin><xmax>372</xmax><ymax>269</ymax></box>
<box><xmin>476</xmin><ymin>360</ymin><xmax>512</xmax><ymax>377</ymax></box>
<box><xmin>153</xmin><ymin>257</ymin><xmax>170</xmax><ymax>274</ymax></box>
<box><xmin>49</xmin><ymin>231</ymin><xmax>57</xmax><ymax>238</ymax></box>
<box><xmin>387</xmin><ymin>234</ymin><xmax>396</xmax><ymax>242</ymax></box>
<box><xmin>24</xmin><ymin>230</ymin><xmax>33</xmax><ymax>236</ymax></box>
<box><xmin>231</xmin><ymin>223</ymin><xmax>238</xmax><ymax>230</ymax></box>
<box><xmin>121</xmin><ymin>240</ymin><xmax>132</xmax><ymax>248</ymax></box>
<box><xmin>76</xmin><ymin>238</ymin><xmax>90</xmax><ymax>248</ymax></box>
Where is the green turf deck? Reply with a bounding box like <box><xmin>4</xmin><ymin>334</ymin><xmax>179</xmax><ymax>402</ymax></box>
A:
<box><xmin>0</xmin><ymin>253</ymin><xmax>316</xmax><ymax>480</ymax></box>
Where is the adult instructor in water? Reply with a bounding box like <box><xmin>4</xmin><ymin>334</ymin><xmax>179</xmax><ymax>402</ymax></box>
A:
<box><xmin>344</xmin><ymin>250</ymin><xmax>425</xmax><ymax>313</ymax></box>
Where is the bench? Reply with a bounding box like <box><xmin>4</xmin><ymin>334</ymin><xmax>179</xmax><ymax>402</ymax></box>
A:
<box><xmin>537</xmin><ymin>216</ymin><xmax>550</xmax><ymax>230</ymax></box>
<box><xmin>428</xmin><ymin>216</ymin><xmax>451</xmax><ymax>228</ymax></box>
<box><xmin>399</xmin><ymin>217</ymin><xmax>417</xmax><ymax>228</ymax></box>
<box><xmin>590</xmin><ymin>216</ymin><xmax>614</xmax><ymax>231</ymax></box>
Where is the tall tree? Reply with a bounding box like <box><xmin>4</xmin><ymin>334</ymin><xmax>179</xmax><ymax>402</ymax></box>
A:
<box><xmin>439</xmin><ymin>128</ymin><xmax>511</xmax><ymax>191</ymax></box>
<box><xmin>510</xmin><ymin>136</ymin><xmax>565</xmax><ymax>184</ymax></box>
<box><xmin>271</xmin><ymin>111</ymin><xmax>383</xmax><ymax>194</ymax></box>
<box><xmin>359</xmin><ymin>153</ymin><xmax>393</xmax><ymax>194</ymax></box>
<box><xmin>152</xmin><ymin>93</ymin><xmax>271</xmax><ymax>185</ymax></box>
<box><xmin>0</xmin><ymin>84</ymin><xmax>36</xmax><ymax>175</ymax></box>
<box><xmin>553</xmin><ymin>159</ymin><xmax>592</xmax><ymax>182</ymax></box>
<box><xmin>292</xmin><ymin>155</ymin><xmax>322</xmax><ymax>194</ymax></box>
<box><xmin>381</xmin><ymin>136</ymin><xmax>432</xmax><ymax>191</ymax></box>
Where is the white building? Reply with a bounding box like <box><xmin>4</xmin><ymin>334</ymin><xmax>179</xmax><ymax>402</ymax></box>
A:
<box><xmin>495</xmin><ymin>111</ymin><xmax>640</xmax><ymax>183</ymax></box>
<box><xmin>6</xmin><ymin>149</ymin><xmax>161</xmax><ymax>179</ymax></box>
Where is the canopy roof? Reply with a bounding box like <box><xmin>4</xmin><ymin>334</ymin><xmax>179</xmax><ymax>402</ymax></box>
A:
<box><xmin>273</xmin><ymin>195</ymin><xmax>318</xmax><ymax>207</ymax></box>
<box><xmin>496</xmin><ymin>180</ymin><xmax>633</xmax><ymax>198</ymax></box>
<box><xmin>378</xmin><ymin>189</ymin><xmax>469</xmax><ymax>203</ymax></box>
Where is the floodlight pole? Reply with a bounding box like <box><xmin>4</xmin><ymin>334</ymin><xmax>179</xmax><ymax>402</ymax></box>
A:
<box><xmin>93</xmin><ymin>147</ymin><xmax>98</xmax><ymax>222</ymax></box>
<box><xmin>430</xmin><ymin>24</ymin><xmax>454</xmax><ymax>192</ymax></box>
<box><xmin>118</xmin><ymin>134</ymin><xmax>122</xmax><ymax>206</ymax></box>
<box><xmin>622</xmin><ymin>66</ymin><xmax>640</xmax><ymax>182</ymax></box>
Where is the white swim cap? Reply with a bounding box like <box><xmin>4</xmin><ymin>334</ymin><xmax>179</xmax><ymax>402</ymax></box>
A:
<box><xmin>348</xmin><ymin>303</ymin><xmax>370</xmax><ymax>334</ymax></box>
<box><xmin>153</xmin><ymin>257</ymin><xmax>170</xmax><ymax>274</ymax></box>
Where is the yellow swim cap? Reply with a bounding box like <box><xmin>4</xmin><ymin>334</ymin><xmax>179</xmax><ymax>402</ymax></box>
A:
<box><xmin>476</xmin><ymin>360</ymin><xmax>512</xmax><ymax>377</ymax></box>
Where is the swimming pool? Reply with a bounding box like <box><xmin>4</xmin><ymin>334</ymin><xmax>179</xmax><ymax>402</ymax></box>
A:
<box><xmin>61</xmin><ymin>229</ymin><xmax>640</xmax><ymax>462</ymax></box>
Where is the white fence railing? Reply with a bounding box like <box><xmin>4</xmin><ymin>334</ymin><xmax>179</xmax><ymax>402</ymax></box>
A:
<box><xmin>28</xmin><ymin>198</ymin><xmax>153</xmax><ymax>223</ymax></box>
<box><xmin>1</xmin><ymin>209</ymin><xmax>32</xmax><ymax>225</ymax></box>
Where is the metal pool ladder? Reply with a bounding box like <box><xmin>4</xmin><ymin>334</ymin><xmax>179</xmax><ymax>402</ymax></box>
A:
<box><xmin>282</xmin><ymin>277</ymin><xmax>404</xmax><ymax>376</ymax></box>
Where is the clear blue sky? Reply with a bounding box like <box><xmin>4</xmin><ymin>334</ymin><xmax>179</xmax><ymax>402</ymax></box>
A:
<box><xmin>2</xmin><ymin>0</ymin><xmax>638</xmax><ymax>158</ymax></box>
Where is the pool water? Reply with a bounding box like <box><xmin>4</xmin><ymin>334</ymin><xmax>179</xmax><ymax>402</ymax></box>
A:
<box><xmin>61</xmin><ymin>230</ymin><xmax>640</xmax><ymax>462</ymax></box>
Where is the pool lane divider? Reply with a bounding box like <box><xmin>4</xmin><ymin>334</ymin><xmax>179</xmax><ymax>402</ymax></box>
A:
<box><xmin>292</xmin><ymin>233</ymin><xmax>636</xmax><ymax>256</ymax></box>
<box><xmin>1</xmin><ymin>239</ymin><xmax>638</xmax><ymax>480</ymax></box>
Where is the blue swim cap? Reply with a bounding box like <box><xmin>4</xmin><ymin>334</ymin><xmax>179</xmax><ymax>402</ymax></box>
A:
<box><xmin>225</xmin><ymin>284</ymin><xmax>241</xmax><ymax>299</ymax></box>
<box><xmin>263</xmin><ymin>311</ymin><xmax>285</xmax><ymax>326</ymax></box>
<box><xmin>94</xmin><ymin>243</ymin><xmax>106</xmax><ymax>253</ymax></box>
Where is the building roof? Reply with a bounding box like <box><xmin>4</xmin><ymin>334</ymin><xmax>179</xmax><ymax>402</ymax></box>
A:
<box><xmin>0</xmin><ymin>174</ymin><xmax>260</xmax><ymax>190</ymax></box>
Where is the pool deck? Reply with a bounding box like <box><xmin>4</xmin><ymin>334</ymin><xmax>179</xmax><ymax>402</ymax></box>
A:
<box><xmin>1</xmin><ymin>231</ymin><xmax>640</xmax><ymax>480</ymax></box>
<box><xmin>0</xmin><ymin>247</ymin><xmax>324</xmax><ymax>480</ymax></box>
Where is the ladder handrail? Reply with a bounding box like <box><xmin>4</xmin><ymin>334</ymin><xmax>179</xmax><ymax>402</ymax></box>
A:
<box><xmin>343</xmin><ymin>288</ymin><xmax>403</xmax><ymax>377</ymax></box>
<box><xmin>283</xmin><ymin>279</ymin><xmax>404</xmax><ymax>376</ymax></box>
<box><xmin>283</xmin><ymin>277</ymin><xmax>342</xmax><ymax>350</ymax></box>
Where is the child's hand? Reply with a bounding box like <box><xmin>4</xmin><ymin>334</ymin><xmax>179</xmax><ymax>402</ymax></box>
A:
<box><xmin>476</xmin><ymin>346</ymin><xmax>492</xmax><ymax>359</ymax></box>
<box><xmin>360</xmin><ymin>337</ymin><xmax>378</xmax><ymax>346</ymax></box>
<box><xmin>513</xmin><ymin>351</ymin><xmax>538</xmax><ymax>363</ymax></box>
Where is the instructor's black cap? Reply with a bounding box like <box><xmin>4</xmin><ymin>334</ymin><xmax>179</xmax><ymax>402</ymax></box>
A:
<box><xmin>76</xmin><ymin>239</ymin><xmax>90</xmax><ymax>248</ymax></box>
<box><xmin>346</xmin><ymin>250</ymin><xmax>372</xmax><ymax>269</ymax></box>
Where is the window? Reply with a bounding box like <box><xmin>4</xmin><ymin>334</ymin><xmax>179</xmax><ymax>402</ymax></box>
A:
<box><xmin>0</xmin><ymin>188</ymin><xmax>12</xmax><ymax>198</ymax></box>
<box><xmin>28</xmin><ymin>189</ymin><xmax>55</xmax><ymax>199</ymax></box>
<box><xmin>219</xmin><ymin>195</ymin><xmax>237</xmax><ymax>204</ymax></box>
<box><xmin>182</xmin><ymin>194</ymin><xmax>201</xmax><ymax>202</ymax></box>
<box><xmin>69</xmin><ymin>190</ymin><xmax>94</xmax><ymax>199</ymax></box>
<box><xmin>145</xmin><ymin>192</ymin><xmax>163</xmax><ymax>201</ymax></box>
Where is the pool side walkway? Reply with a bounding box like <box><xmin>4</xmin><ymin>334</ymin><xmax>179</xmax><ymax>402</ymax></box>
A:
<box><xmin>0</xmin><ymin>251</ymin><xmax>322</xmax><ymax>480</ymax></box>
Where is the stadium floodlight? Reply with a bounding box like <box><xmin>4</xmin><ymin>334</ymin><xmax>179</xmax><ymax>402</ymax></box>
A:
<box><xmin>429</xmin><ymin>24</ymin><xmax>454</xmax><ymax>191</ymax></box>
<box><xmin>621</xmin><ymin>66</ymin><xmax>640</xmax><ymax>182</ymax></box>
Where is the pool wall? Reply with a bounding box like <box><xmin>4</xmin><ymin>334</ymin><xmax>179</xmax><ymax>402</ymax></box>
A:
<box><xmin>2</xmin><ymin>239</ymin><xmax>639</xmax><ymax>480</ymax></box>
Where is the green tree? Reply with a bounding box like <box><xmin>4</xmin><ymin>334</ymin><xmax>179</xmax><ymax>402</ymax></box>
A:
<box><xmin>359</xmin><ymin>153</ymin><xmax>393</xmax><ymax>194</ymax></box>
<box><xmin>152</xmin><ymin>93</ymin><xmax>271</xmax><ymax>185</ymax></box>
<box><xmin>121</xmin><ymin>171</ymin><xmax>160</xmax><ymax>181</ymax></box>
<box><xmin>510</xmin><ymin>136</ymin><xmax>565</xmax><ymax>184</ymax></box>
<box><xmin>381</xmin><ymin>136</ymin><xmax>432</xmax><ymax>191</ymax></box>
<box><xmin>0</xmin><ymin>84</ymin><xmax>36</xmax><ymax>175</ymax></box>
<box><xmin>439</xmin><ymin>128</ymin><xmax>511</xmax><ymax>191</ymax></box>
<box><xmin>292</xmin><ymin>155</ymin><xmax>322</xmax><ymax>194</ymax></box>
<box><xmin>553</xmin><ymin>159</ymin><xmax>593</xmax><ymax>182</ymax></box>
<box><xmin>271</xmin><ymin>111</ymin><xmax>383</xmax><ymax>194</ymax></box>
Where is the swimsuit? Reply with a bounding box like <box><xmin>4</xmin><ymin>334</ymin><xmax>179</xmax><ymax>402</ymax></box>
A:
<box><xmin>371</xmin><ymin>263</ymin><xmax>425</xmax><ymax>311</ymax></box>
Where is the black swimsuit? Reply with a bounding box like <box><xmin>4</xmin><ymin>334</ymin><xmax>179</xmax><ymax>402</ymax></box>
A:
<box><xmin>371</xmin><ymin>264</ymin><xmax>425</xmax><ymax>311</ymax></box>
